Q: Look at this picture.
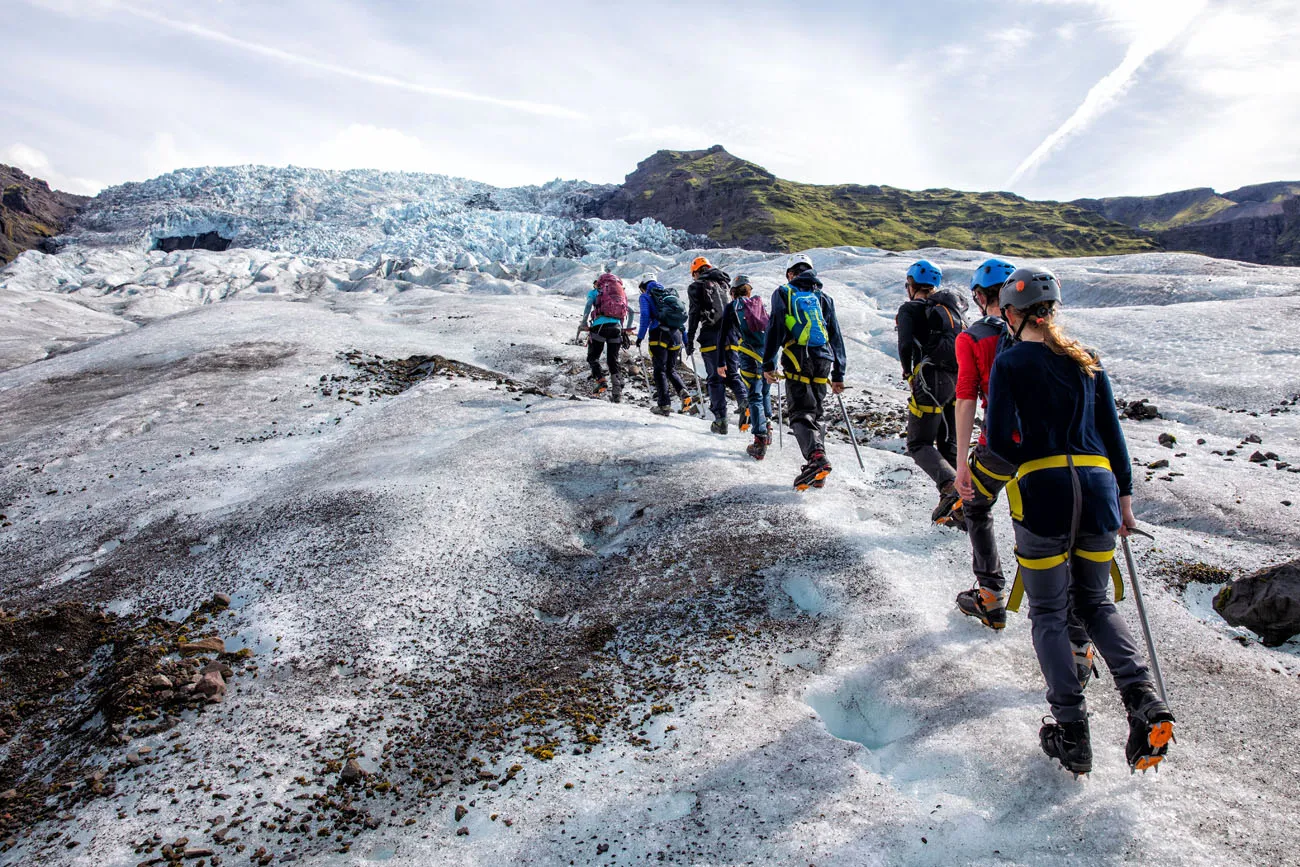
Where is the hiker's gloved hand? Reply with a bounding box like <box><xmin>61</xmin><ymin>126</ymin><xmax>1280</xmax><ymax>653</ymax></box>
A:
<box><xmin>635</xmin><ymin>340</ymin><xmax>642</xmax><ymax>350</ymax></box>
<box><xmin>830</xmin><ymin>382</ymin><xmax>844</xmax><ymax>395</ymax></box>
<box><xmin>685</xmin><ymin>341</ymin><xmax>694</xmax><ymax>357</ymax></box>
<box><xmin>763</xmin><ymin>371</ymin><xmax>779</xmax><ymax>384</ymax></box>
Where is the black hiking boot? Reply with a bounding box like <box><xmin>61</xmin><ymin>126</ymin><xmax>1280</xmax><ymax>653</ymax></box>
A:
<box><xmin>711</xmin><ymin>417</ymin><xmax>728</xmax><ymax>435</ymax></box>
<box><xmin>591</xmin><ymin>378</ymin><xmax>608</xmax><ymax>397</ymax></box>
<box><xmin>1074</xmin><ymin>641</ymin><xmax>1100</xmax><ymax>689</ymax></box>
<box><xmin>955</xmin><ymin>586</ymin><xmax>1007</xmax><ymax>630</ymax></box>
<box><xmin>611</xmin><ymin>384</ymin><xmax>623</xmax><ymax>404</ymax></box>
<box><xmin>794</xmin><ymin>451</ymin><xmax>832</xmax><ymax>491</ymax></box>
<box><xmin>746</xmin><ymin>435</ymin><xmax>767</xmax><ymax>461</ymax></box>
<box><xmin>678</xmin><ymin>393</ymin><xmax>697</xmax><ymax>415</ymax></box>
<box><xmin>650</xmin><ymin>405</ymin><xmax>672</xmax><ymax>417</ymax></box>
<box><xmin>1040</xmin><ymin>717</ymin><xmax>1092</xmax><ymax>776</ymax></box>
<box><xmin>1121</xmin><ymin>683</ymin><xmax>1175</xmax><ymax>772</ymax></box>
<box><xmin>932</xmin><ymin>482</ymin><xmax>963</xmax><ymax>526</ymax></box>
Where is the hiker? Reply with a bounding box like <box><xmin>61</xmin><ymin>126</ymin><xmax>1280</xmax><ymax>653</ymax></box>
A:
<box><xmin>720</xmin><ymin>274</ymin><xmax>773</xmax><ymax>459</ymax></box>
<box><xmin>896</xmin><ymin>260</ymin><xmax>966</xmax><ymax>521</ymax></box>
<box><xmin>581</xmin><ymin>271</ymin><xmax>635</xmax><ymax>402</ymax></box>
<box><xmin>634</xmin><ymin>273</ymin><xmax>695</xmax><ymax>416</ymax></box>
<box><xmin>948</xmin><ymin>259</ymin><xmax>1019</xmax><ymax>626</ymax></box>
<box><xmin>762</xmin><ymin>253</ymin><xmax>847</xmax><ymax>490</ymax></box>
<box><xmin>686</xmin><ymin>256</ymin><xmax>748</xmax><ymax>434</ymax></box>
<box><xmin>985</xmin><ymin>267</ymin><xmax>1174</xmax><ymax>776</ymax></box>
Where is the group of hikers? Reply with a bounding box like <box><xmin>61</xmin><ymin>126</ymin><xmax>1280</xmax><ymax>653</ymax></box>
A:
<box><xmin>579</xmin><ymin>253</ymin><xmax>1175</xmax><ymax>776</ymax></box>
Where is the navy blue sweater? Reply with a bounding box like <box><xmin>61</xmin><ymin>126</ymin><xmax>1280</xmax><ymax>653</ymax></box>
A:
<box><xmin>985</xmin><ymin>341</ymin><xmax>1132</xmax><ymax>538</ymax></box>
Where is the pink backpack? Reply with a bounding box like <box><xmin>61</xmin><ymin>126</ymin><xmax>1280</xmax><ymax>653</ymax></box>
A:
<box><xmin>740</xmin><ymin>296</ymin><xmax>770</xmax><ymax>337</ymax></box>
<box><xmin>592</xmin><ymin>273</ymin><xmax>628</xmax><ymax>321</ymax></box>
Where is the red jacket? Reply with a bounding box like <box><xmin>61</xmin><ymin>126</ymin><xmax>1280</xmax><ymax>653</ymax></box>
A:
<box><xmin>956</xmin><ymin>316</ymin><xmax>1008</xmax><ymax>443</ymax></box>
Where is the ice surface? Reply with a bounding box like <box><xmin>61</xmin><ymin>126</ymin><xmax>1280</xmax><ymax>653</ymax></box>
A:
<box><xmin>1</xmin><ymin>237</ymin><xmax>1299</xmax><ymax>866</ymax></box>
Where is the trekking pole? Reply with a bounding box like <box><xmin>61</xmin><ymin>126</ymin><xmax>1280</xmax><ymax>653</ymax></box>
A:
<box><xmin>775</xmin><ymin>382</ymin><xmax>784</xmax><ymax>450</ymax></box>
<box><xmin>835</xmin><ymin>391</ymin><xmax>865</xmax><ymax>470</ymax></box>
<box><xmin>688</xmin><ymin>351</ymin><xmax>708</xmax><ymax>421</ymax></box>
<box><xmin>1121</xmin><ymin>528</ymin><xmax>1168</xmax><ymax>704</ymax></box>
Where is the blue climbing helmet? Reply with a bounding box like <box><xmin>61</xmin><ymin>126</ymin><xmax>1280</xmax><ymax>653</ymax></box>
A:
<box><xmin>906</xmin><ymin>260</ymin><xmax>942</xmax><ymax>289</ymax></box>
<box><xmin>970</xmin><ymin>258</ymin><xmax>1016</xmax><ymax>291</ymax></box>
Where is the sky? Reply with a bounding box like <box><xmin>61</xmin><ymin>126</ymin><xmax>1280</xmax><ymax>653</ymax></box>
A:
<box><xmin>3</xmin><ymin>0</ymin><xmax>1299</xmax><ymax>201</ymax></box>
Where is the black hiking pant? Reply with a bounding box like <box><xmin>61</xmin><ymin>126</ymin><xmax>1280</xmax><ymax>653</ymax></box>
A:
<box><xmin>699</xmin><ymin>330</ymin><xmax>748</xmax><ymax>421</ymax></box>
<box><xmin>783</xmin><ymin>354</ymin><xmax>832</xmax><ymax>460</ymax></box>
<box><xmin>964</xmin><ymin>443</ymin><xmax>1016</xmax><ymax>593</ymax></box>
<box><xmin>587</xmin><ymin>323</ymin><xmax>624</xmax><ymax>386</ymax></box>
<box><xmin>907</xmin><ymin>366</ymin><xmax>957</xmax><ymax>489</ymax></box>
<box><xmin>648</xmin><ymin>327</ymin><xmax>687</xmax><ymax>407</ymax></box>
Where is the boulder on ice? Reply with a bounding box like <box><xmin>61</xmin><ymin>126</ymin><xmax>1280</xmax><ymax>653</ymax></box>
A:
<box><xmin>1213</xmin><ymin>560</ymin><xmax>1300</xmax><ymax>646</ymax></box>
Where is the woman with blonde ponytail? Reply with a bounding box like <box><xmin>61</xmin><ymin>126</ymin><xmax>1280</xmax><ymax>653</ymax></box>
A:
<box><xmin>984</xmin><ymin>267</ymin><xmax>1174</xmax><ymax>777</ymax></box>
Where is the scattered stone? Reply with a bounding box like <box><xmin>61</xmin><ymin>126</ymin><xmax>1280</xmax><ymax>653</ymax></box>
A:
<box><xmin>196</xmin><ymin>670</ymin><xmax>226</xmax><ymax>700</ymax></box>
<box><xmin>1214</xmin><ymin>560</ymin><xmax>1300</xmax><ymax>646</ymax></box>
<box><xmin>1277</xmin><ymin>463</ymin><xmax>1291</xmax><ymax>470</ymax></box>
<box><xmin>1</xmin><ymin>789</ymin><xmax>17</xmax><ymax>801</ymax></box>
<box><xmin>455</xmin><ymin>805</ymin><xmax>468</xmax><ymax>821</ymax></box>
<box><xmin>1197</xmin><ymin>438</ymin><xmax>1207</xmax><ymax>445</ymax></box>
<box><xmin>126</xmin><ymin>752</ymin><xmax>143</xmax><ymax>767</ymax></box>
<box><xmin>201</xmin><ymin>661</ymin><xmax>233</xmax><ymax>678</ymax></box>
<box><xmin>183</xmin><ymin>848</ymin><xmax>215</xmax><ymax>859</ymax></box>
<box><xmin>149</xmin><ymin>674</ymin><xmax>173</xmax><ymax>690</ymax></box>
<box><xmin>1245</xmin><ymin>433</ymin><xmax>1263</xmax><ymax>444</ymax></box>
<box><xmin>212</xmin><ymin>593</ymin><xmax>232</xmax><ymax>608</ymax></box>
<box><xmin>181</xmin><ymin>637</ymin><xmax>226</xmax><ymax>656</ymax></box>
<box><xmin>1157</xmin><ymin>433</ymin><xmax>1176</xmax><ymax>448</ymax></box>
<box><xmin>1147</xmin><ymin>459</ymin><xmax>1170</xmax><ymax>470</ymax></box>
<box><xmin>339</xmin><ymin>758</ymin><xmax>367</xmax><ymax>785</ymax></box>
<box><xmin>1249</xmin><ymin>451</ymin><xmax>1268</xmax><ymax>463</ymax></box>
<box><xmin>456</xmin><ymin>827</ymin><xmax>469</xmax><ymax>837</ymax></box>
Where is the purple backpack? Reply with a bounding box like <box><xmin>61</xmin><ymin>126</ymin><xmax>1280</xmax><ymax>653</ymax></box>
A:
<box><xmin>739</xmin><ymin>296</ymin><xmax>770</xmax><ymax>338</ymax></box>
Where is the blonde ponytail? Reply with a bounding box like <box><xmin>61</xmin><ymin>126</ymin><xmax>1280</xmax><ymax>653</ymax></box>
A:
<box><xmin>1033</xmin><ymin>304</ymin><xmax>1101</xmax><ymax>377</ymax></box>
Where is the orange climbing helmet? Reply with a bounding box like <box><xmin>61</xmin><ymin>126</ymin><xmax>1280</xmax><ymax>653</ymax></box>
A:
<box><xmin>690</xmin><ymin>256</ymin><xmax>712</xmax><ymax>275</ymax></box>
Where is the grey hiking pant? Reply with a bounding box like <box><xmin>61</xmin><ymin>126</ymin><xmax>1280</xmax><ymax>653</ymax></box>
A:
<box><xmin>964</xmin><ymin>443</ymin><xmax>1015</xmax><ymax>593</ymax></box>
<box><xmin>1015</xmin><ymin>524</ymin><xmax>1151</xmax><ymax>723</ymax></box>
<box><xmin>907</xmin><ymin>367</ymin><xmax>957</xmax><ymax>489</ymax></box>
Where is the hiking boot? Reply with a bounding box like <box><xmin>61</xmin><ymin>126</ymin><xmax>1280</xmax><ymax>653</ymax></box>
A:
<box><xmin>711</xmin><ymin>417</ymin><xmax>728</xmax><ymax>435</ymax></box>
<box><xmin>1073</xmin><ymin>641</ymin><xmax>1100</xmax><ymax>689</ymax></box>
<box><xmin>591</xmin><ymin>378</ymin><xmax>608</xmax><ymax>397</ymax></box>
<box><xmin>678</xmin><ymin>394</ymin><xmax>697</xmax><ymax>415</ymax></box>
<box><xmin>738</xmin><ymin>407</ymin><xmax>751</xmax><ymax>432</ymax></box>
<box><xmin>611</xmin><ymin>385</ymin><xmax>623</xmax><ymax>403</ymax></box>
<box><xmin>955</xmin><ymin>586</ymin><xmax>1007</xmax><ymax>630</ymax></box>
<box><xmin>746</xmin><ymin>435</ymin><xmax>767</xmax><ymax>461</ymax></box>
<box><xmin>765</xmin><ymin>428</ymin><xmax>774</xmax><ymax>446</ymax></box>
<box><xmin>794</xmin><ymin>451</ymin><xmax>832</xmax><ymax>491</ymax></box>
<box><xmin>650</xmin><ymin>404</ymin><xmax>672</xmax><ymax>417</ymax></box>
<box><xmin>932</xmin><ymin>482</ymin><xmax>962</xmax><ymax>525</ymax></box>
<box><xmin>1121</xmin><ymin>683</ymin><xmax>1175</xmax><ymax>772</ymax></box>
<box><xmin>1040</xmin><ymin>717</ymin><xmax>1092</xmax><ymax>776</ymax></box>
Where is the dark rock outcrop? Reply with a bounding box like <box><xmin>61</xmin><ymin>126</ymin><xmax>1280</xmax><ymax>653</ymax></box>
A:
<box><xmin>152</xmin><ymin>231</ymin><xmax>232</xmax><ymax>253</ymax></box>
<box><xmin>1213</xmin><ymin>560</ymin><xmax>1300</xmax><ymax>646</ymax></box>
<box><xmin>0</xmin><ymin>164</ymin><xmax>90</xmax><ymax>265</ymax></box>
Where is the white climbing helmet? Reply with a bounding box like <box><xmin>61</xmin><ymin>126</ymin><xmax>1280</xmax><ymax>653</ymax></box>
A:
<box><xmin>638</xmin><ymin>272</ymin><xmax>657</xmax><ymax>290</ymax></box>
<box><xmin>786</xmin><ymin>253</ymin><xmax>813</xmax><ymax>274</ymax></box>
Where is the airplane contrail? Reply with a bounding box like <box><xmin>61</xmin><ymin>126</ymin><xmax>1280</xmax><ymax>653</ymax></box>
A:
<box><xmin>1006</xmin><ymin>3</ymin><xmax>1206</xmax><ymax>188</ymax></box>
<box><xmin>110</xmin><ymin>2</ymin><xmax>587</xmax><ymax>121</ymax></box>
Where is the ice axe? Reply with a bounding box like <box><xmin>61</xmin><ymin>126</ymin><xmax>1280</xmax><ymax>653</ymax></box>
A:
<box><xmin>687</xmin><ymin>348</ymin><xmax>708</xmax><ymax>422</ymax></box>
<box><xmin>1121</xmin><ymin>527</ymin><xmax>1168</xmax><ymax>704</ymax></box>
<box><xmin>835</xmin><ymin>390</ymin><xmax>865</xmax><ymax>471</ymax></box>
<box><xmin>636</xmin><ymin>346</ymin><xmax>653</xmax><ymax>394</ymax></box>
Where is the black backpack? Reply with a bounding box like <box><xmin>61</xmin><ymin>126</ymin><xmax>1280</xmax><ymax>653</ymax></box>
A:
<box><xmin>649</xmin><ymin>285</ymin><xmax>688</xmax><ymax>330</ymax></box>
<box><xmin>694</xmin><ymin>272</ymin><xmax>730</xmax><ymax>329</ymax></box>
<box><xmin>924</xmin><ymin>291</ymin><xmax>967</xmax><ymax>372</ymax></box>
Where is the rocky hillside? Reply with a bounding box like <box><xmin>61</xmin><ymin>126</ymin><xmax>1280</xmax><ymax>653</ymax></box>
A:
<box><xmin>0</xmin><ymin>165</ymin><xmax>89</xmax><ymax>265</ymax></box>
<box><xmin>596</xmin><ymin>146</ymin><xmax>1160</xmax><ymax>258</ymax></box>
<box><xmin>1074</xmin><ymin>182</ymin><xmax>1300</xmax><ymax>265</ymax></box>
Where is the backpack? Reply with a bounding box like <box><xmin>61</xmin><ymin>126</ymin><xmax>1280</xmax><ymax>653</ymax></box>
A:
<box><xmin>924</xmin><ymin>291</ymin><xmax>967</xmax><ymax>372</ymax></box>
<box><xmin>738</xmin><ymin>296</ymin><xmax>769</xmax><ymax>342</ymax></box>
<box><xmin>649</xmin><ymin>284</ymin><xmax>687</xmax><ymax>330</ymax></box>
<box><xmin>695</xmin><ymin>273</ymin><xmax>730</xmax><ymax>329</ymax></box>
<box><xmin>592</xmin><ymin>273</ymin><xmax>628</xmax><ymax>321</ymax></box>
<box><xmin>784</xmin><ymin>285</ymin><xmax>829</xmax><ymax>348</ymax></box>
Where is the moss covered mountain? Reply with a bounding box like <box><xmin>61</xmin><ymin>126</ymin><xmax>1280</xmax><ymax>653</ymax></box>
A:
<box><xmin>0</xmin><ymin>165</ymin><xmax>89</xmax><ymax>265</ymax></box>
<box><xmin>596</xmin><ymin>146</ymin><xmax>1160</xmax><ymax>257</ymax></box>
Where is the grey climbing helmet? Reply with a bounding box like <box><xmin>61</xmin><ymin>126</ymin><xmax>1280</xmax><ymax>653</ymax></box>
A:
<box><xmin>999</xmin><ymin>267</ymin><xmax>1062</xmax><ymax>311</ymax></box>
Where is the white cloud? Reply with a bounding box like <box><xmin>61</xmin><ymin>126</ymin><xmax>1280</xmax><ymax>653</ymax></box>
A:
<box><xmin>2</xmin><ymin>143</ymin><xmax>104</xmax><ymax>195</ymax></box>
<box><xmin>1006</xmin><ymin>0</ymin><xmax>1209</xmax><ymax>186</ymax></box>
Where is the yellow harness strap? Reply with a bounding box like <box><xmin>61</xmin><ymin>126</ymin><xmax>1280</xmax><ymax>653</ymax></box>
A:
<box><xmin>699</xmin><ymin>344</ymin><xmax>717</xmax><ymax>354</ymax></box>
<box><xmin>1006</xmin><ymin>454</ymin><xmax>1112</xmax><ymax>521</ymax></box>
<box><xmin>784</xmin><ymin>372</ymin><xmax>829</xmax><ymax>385</ymax></box>
<box><xmin>730</xmin><ymin>344</ymin><xmax>764</xmax><ymax>363</ymax></box>
<box><xmin>1006</xmin><ymin>548</ymin><xmax>1125</xmax><ymax>613</ymax></box>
